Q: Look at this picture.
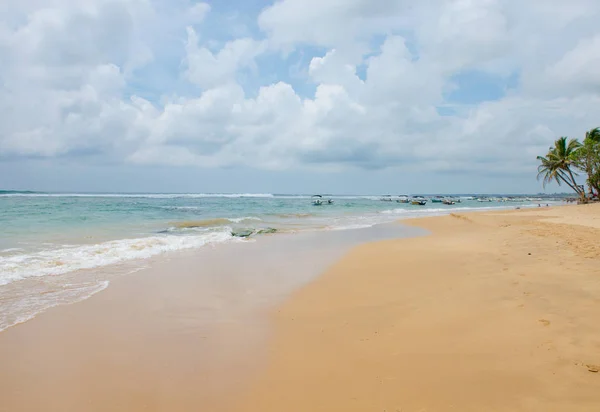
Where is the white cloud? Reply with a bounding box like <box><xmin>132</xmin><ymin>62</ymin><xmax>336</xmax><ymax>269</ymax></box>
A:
<box><xmin>1</xmin><ymin>0</ymin><xmax>600</xmax><ymax>186</ymax></box>
<box><xmin>188</xmin><ymin>2</ymin><xmax>210</xmax><ymax>23</ymax></box>
<box><xmin>415</xmin><ymin>0</ymin><xmax>511</xmax><ymax>73</ymax></box>
<box><xmin>184</xmin><ymin>27</ymin><xmax>267</xmax><ymax>89</ymax></box>
<box><xmin>533</xmin><ymin>34</ymin><xmax>600</xmax><ymax>97</ymax></box>
<box><xmin>258</xmin><ymin>0</ymin><xmax>410</xmax><ymax>49</ymax></box>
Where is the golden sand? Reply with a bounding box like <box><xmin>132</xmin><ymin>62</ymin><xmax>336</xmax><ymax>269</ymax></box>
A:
<box><xmin>237</xmin><ymin>205</ymin><xmax>600</xmax><ymax>412</ymax></box>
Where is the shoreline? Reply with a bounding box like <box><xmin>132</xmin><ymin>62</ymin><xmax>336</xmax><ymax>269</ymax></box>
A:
<box><xmin>0</xmin><ymin>223</ymin><xmax>424</xmax><ymax>412</ymax></box>
<box><xmin>0</xmin><ymin>201</ymin><xmax>550</xmax><ymax>333</ymax></box>
<box><xmin>1</xmin><ymin>204</ymin><xmax>598</xmax><ymax>411</ymax></box>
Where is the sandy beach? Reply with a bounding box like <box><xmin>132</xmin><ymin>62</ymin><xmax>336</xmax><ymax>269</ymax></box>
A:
<box><xmin>5</xmin><ymin>0</ymin><xmax>600</xmax><ymax>410</ymax></box>
<box><xmin>1</xmin><ymin>205</ymin><xmax>600</xmax><ymax>411</ymax></box>
<box><xmin>0</xmin><ymin>224</ymin><xmax>421</xmax><ymax>412</ymax></box>
<box><xmin>238</xmin><ymin>205</ymin><xmax>600</xmax><ymax>412</ymax></box>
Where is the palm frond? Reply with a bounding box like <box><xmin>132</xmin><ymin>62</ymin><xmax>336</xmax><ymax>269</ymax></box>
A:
<box><xmin>585</xmin><ymin>127</ymin><xmax>600</xmax><ymax>143</ymax></box>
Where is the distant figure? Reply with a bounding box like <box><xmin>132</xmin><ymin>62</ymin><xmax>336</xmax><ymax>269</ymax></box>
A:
<box><xmin>538</xmin><ymin>204</ymin><xmax>541</xmax><ymax>207</ymax></box>
<box><xmin>546</xmin><ymin>203</ymin><xmax>549</xmax><ymax>207</ymax></box>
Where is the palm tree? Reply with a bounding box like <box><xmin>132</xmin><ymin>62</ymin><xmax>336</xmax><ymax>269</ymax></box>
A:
<box><xmin>537</xmin><ymin>137</ymin><xmax>584</xmax><ymax>198</ymax></box>
<box><xmin>585</xmin><ymin>127</ymin><xmax>600</xmax><ymax>143</ymax></box>
<box><xmin>577</xmin><ymin>127</ymin><xmax>600</xmax><ymax>196</ymax></box>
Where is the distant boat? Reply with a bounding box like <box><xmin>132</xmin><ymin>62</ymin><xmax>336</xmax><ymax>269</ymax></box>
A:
<box><xmin>411</xmin><ymin>196</ymin><xmax>427</xmax><ymax>206</ymax></box>
<box><xmin>442</xmin><ymin>198</ymin><xmax>455</xmax><ymax>205</ymax></box>
<box><xmin>380</xmin><ymin>195</ymin><xmax>393</xmax><ymax>201</ymax></box>
<box><xmin>397</xmin><ymin>195</ymin><xmax>409</xmax><ymax>203</ymax></box>
<box><xmin>312</xmin><ymin>195</ymin><xmax>334</xmax><ymax>205</ymax></box>
<box><xmin>431</xmin><ymin>196</ymin><xmax>443</xmax><ymax>203</ymax></box>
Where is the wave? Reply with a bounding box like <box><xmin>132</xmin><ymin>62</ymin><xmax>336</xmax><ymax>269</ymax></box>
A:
<box><xmin>379</xmin><ymin>205</ymin><xmax>533</xmax><ymax>215</ymax></box>
<box><xmin>328</xmin><ymin>223</ymin><xmax>376</xmax><ymax>231</ymax></box>
<box><xmin>330</xmin><ymin>195</ymin><xmax>380</xmax><ymax>200</ymax></box>
<box><xmin>275</xmin><ymin>213</ymin><xmax>314</xmax><ymax>218</ymax></box>
<box><xmin>0</xmin><ymin>280</ymin><xmax>110</xmax><ymax>332</ymax></box>
<box><xmin>160</xmin><ymin>206</ymin><xmax>203</xmax><ymax>211</ymax></box>
<box><xmin>272</xmin><ymin>195</ymin><xmax>379</xmax><ymax>200</ymax></box>
<box><xmin>171</xmin><ymin>217</ymin><xmax>262</xmax><ymax>229</ymax></box>
<box><xmin>0</xmin><ymin>190</ymin><xmax>40</xmax><ymax>195</ymax></box>
<box><xmin>0</xmin><ymin>193</ymin><xmax>275</xmax><ymax>199</ymax></box>
<box><xmin>0</xmin><ymin>248</ymin><xmax>25</xmax><ymax>254</ymax></box>
<box><xmin>0</xmin><ymin>230</ymin><xmax>236</xmax><ymax>286</ymax></box>
<box><xmin>229</xmin><ymin>216</ymin><xmax>263</xmax><ymax>223</ymax></box>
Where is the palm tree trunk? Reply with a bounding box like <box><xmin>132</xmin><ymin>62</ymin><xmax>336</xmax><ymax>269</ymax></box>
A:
<box><xmin>558</xmin><ymin>175</ymin><xmax>580</xmax><ymax>194</ymax></box>
<box><xmin>556</xmin><ymin>171</ymin><xmax>583</xmax><ymax>196</ymax></box>
<box><xmin>592</xmin><ymin>181</ymin><xmax>600</xmax><ymax>198</ymax></box>
<box><xmin>566</xmin><ymin>168</ymin><xmax>585</xmax><ymax>198</ymax></box>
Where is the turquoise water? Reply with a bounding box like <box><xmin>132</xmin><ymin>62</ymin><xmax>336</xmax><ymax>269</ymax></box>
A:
<box><xmin>0</xmin><ymin>192</ymin><xmax>558</xmax><ymax>331</ymax></box>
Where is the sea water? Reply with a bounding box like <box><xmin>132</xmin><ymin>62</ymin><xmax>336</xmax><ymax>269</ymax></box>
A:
<box><xmin>0</xmin><ymin>192</ymin><xmax>557</xmax><ymax>330</ymax></box>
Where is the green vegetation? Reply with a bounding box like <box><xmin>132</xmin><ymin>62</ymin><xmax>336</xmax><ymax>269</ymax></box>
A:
<box><xmin>537</xmin><ymin>128</ymin><xmax>600</xmax><ymax>202</ymax></box>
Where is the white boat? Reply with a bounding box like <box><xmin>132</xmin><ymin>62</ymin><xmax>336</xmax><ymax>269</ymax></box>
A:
<box><xmin>411</xmin><ymin>196</ymin><xmax>427</xmax><ymax>206</ymax></box>
<box><xmin>312</xmin><ymin>195</ymin><xmax>334</xmax><ymax>205</ymax></box>
<box><xmin>397</xmin><ymin>195</ymin><xmax>409</xmax><ymax>203</ymax></box>
<box><xmin>442</xmin><ymin>198</ymin><xmax>455</xmax><ymax>205</ymax></box>
<box><xmin>380</xmin><ymin>195</ymin><xmax>393</xmax><ymax>201</ymax></box>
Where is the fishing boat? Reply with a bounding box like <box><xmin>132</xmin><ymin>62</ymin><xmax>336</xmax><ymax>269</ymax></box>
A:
<box><xmin>411</xmin><ymin>196</ymin><xmax>427</xmax><ymax>206</ymax></box>
<box><xmin>396</xmin><ymin>195</ymin><xmax>409</xmax><ymax>203</ymax></box>
<box><xmin>431</xmin><ymin>196</ymin><xmax>443</xmax><ymax>203</ymax></box>
<box><xmin>380</xmin><ymin>195</ymin><xmax>393</xmax><ymax>201</ymax></box>
<box><xmin>312</xmin><ymin>195</ymin><xmax>334</xmax><ymax>205</ymax></box>
<box><xmin>442</xmin><ymin>198</ymin><xmax>455</xmax><ymax>205</ymax></box>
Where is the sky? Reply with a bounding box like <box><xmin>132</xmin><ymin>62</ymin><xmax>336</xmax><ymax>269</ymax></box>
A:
<box><xmin>1</xmin><ymin>0</ymin><xmax>600</xmax><ymax>194</ymax></box>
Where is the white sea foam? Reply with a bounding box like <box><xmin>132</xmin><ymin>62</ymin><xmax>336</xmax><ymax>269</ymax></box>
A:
<box><xmin>161</xmin><ymin>206</ymin><xmax>203</xmax><ymax>210</ymax></box>
<box><xmin>324</xmin><ymin>204</ymin><xmax>545</xmax><ymax>232</ymax></box>
<box><xmin>0</xmin><ymin>193</ymin><xmax>403</xmax><ymax>200</ymax></box>
<box><xmin>0</xmin><ymin>230</ymin><xmax>236</xmax><ymax>286</ymax></box>
<box><xmin>0</xmin><ymin>193</ymin><xmax>275</xmax><ymax>198</ymax></box>
<box><xmin>274</xmin><ymin>195</ymin><xmax>381</xmax><ymax>200</ymax></box>
<box><xmin>0</xmin><ymin>248</ymin><xmax>24</xmax><ymax>254</ymax></box>
<box><xmin>0</xmin><ymin>280</ymin><xmax>110</xmax><ymax>332</ymax></box>
<box><xmin>328</xmin><ymin>223</ymin><xmax>376</xmax><ymax>231</ymax></box>
<box><xmin>379</xmin><ymin>205</ymin><xmax>517</xmax><ymax>215</ymax></box>
<box><xmin>228</xmin><ymin>216</ymin><xmax>263</xmax><ymax>223</ymax></box>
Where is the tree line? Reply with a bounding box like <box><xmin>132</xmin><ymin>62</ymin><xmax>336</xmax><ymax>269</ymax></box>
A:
<box><xmin>537</xmin><ymin>127</ymin><xmax>600</xmax><ymax>202</ymax></box>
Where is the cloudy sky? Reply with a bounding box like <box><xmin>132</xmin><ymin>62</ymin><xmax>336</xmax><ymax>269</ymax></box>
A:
<box><xmin>1</xmin><ymin>0</ymin><xmax>599</xmax><ymax>194</ymax></box>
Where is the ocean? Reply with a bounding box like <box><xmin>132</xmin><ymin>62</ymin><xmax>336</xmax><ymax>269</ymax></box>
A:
<box><xmin>0</xmin><ymin>192</ymin><xmax>558</xmax><ymax>331</ymax></box>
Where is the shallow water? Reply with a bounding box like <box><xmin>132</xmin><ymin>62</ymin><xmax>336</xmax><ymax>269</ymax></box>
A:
<box><xmin>0</xmin><ymin>223</ymin><xmax>429</xmax><ymax>411</ymax></box>
<box><xmin>0</xmin><ymin>192</ymin><xmax>558</xmax><ymax>331</ymax></box>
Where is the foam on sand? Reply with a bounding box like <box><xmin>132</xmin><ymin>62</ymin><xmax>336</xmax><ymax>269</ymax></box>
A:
<box><xmin>172</xmin><ymin>217</ymin><xmax>262</xmax><ymax>229</ymax></box>
<box><xmin>0</xmin><ymin>229</ymin><xmax>236</xmax><ymax>286</ymax></box>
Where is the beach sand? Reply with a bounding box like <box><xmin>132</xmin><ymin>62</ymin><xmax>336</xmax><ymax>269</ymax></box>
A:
<box><xmin>1</xmin><ymin>205</ymin><xmax>599</xmax><ymax>411</ymax></box>
<box><xmin>237</xmin><ymin>205</ymin><xmax>600</xmax><ymax>412</ymax></box>
<box><xmin>0</xmin><ymin>225</ymin><xmax>421</xmax><ymax>412</ymax></box>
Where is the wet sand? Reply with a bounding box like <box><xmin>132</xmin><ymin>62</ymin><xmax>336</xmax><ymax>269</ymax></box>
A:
<box><xmin>237</xmin><ymin>205</ymin><xmax>600</xmax><ymax>412</ymax></box>
<box><xmin>2</xmin><ymin>205</ymin><xmax>599</xmax><ymax>411</ymax></box>
<box><xmin>0</xmin><ymin>224</ymin><xmax>422</xmax><ymax>412</ymax></box>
